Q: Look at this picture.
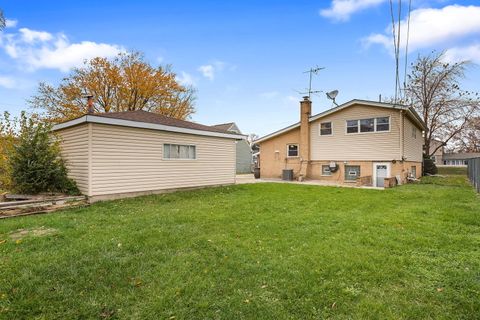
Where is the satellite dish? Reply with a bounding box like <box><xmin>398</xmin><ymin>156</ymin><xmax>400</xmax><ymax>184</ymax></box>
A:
<box><xmin>326</xmin><ymin>90</ymin><xmax>339</xmax><ymax>106</ymax></box>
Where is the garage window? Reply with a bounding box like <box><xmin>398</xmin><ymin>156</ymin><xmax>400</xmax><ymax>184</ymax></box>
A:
<box><xmin>164</xmin><ymin>144</ymin><xmax>196</xmax><ymax>159</ymax></box>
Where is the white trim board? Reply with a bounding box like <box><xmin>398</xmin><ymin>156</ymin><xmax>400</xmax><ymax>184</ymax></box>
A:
<box><xmin>53</xmin><ymin>115</ymin><xmax>246</xmax><ymax>140</ymax></box>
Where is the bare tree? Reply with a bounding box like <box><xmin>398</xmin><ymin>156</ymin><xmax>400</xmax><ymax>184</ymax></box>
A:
<box><xmin>0</xmin><ymin>9</ymin><xmax>5</xmax><ymax>30</ymax></box>
<box><xmin>405</xmin><ymin>51</ymin><xmax>480</xmax><ymax>156</ymax></box>
<box><xmin>451</xmin><ymin>117</ymin><xmax>480</xmax><ymax>152</ymax></box>
<box><xmin>246</xmin><ymin>133</ymin><xmax>259</xmax><ymax>147</ymax></box>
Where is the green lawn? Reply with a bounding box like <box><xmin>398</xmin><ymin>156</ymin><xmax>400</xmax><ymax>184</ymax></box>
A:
<box><xmin>437</xmin><ymin>166</ymin><xmax>468</xmax><ymax>175</ymax></box>
<box><xmin>1</xmin><ymin>177</ymin><xmax>479</xmax><ymax>319</ymax></box>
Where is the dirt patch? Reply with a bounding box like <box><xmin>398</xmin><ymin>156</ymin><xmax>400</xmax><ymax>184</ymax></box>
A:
<box><xmin>8</xmin><ymin>226</ymin><xmax>58</xmax><ymax>240</ymax></box>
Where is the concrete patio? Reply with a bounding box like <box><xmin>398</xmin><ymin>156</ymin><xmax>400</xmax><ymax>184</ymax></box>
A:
<box><xmin>235</xmin><ymin>174</ymin><xmax>384</xmax><ymax>190</ymax></box>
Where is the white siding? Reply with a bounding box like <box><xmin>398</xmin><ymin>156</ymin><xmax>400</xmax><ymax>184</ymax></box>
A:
<box><xmin>310</xmin><ymin>105</ymin><xmax>402</xmax><ymax>161</ymax></box>
<box><xmin>90</xmin><ymin>124</ymin><xmax>236</xmax><ymax>196</ymax></box>
<box><xmin>403</xmin><ymin>116</ymin><xmax>423</xmax><ymax>162</ymax></box>
<box><xmin>56</xmin><ymin>124</ymin><xmax>90</xmax><ymax>194</ymax></box>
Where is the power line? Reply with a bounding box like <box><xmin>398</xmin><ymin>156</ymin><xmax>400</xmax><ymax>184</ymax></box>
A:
<box><xmin>403</xmin><ymin>0</ymin><xmax>412</xmax><ymax>100</ymax></box>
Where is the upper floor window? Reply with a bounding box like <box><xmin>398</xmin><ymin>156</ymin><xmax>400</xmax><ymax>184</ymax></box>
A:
<box><xmin>320</xmin><ymin>122</ymin><xmax>332</xmax><ymax>135</ymax></box>
<box><xmin>287</xmin><ymin>144</ymin><xmax>299</xmax><ymax>157</ymax></box>
<box><xmin>164</xmin><ymin>144</ymin><xmax>196</xmax><ymax>159</ymax></box>
<box><xmin>346</xmin><ymin>117</ymin><xmax>390</xmax><ymax>134</ymax></box>
<box><xmin>376</xmin><ymin>117</ymin><xmax>390</xmax><ymax>131</ymax></box>
<box><xmin>346</xmin><ymin>120</ymin><xmax>359</xmax><ymax>133</ymax></box>
<box><xmin>360</xmin><ymin>118</ymin><xmax>375</xmax><ymax>132</ymax></box>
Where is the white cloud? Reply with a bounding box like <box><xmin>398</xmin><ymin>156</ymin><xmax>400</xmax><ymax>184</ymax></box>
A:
<box><xmin>0</xmin><ymin>27</ymin><xmax>124</xmax><ymax>72</ymax></box>
<box><xmin>19</xmin><ymin>28</ymin><xmax>52</xmax><ymax>43</ymax></box>
<box><xmin>364</xmin><ymin>5</ymin><xmax>480</xmax><ymax>53</ymax></box>
<box><xmin>320</xmin><ymin>0</ymin><xmax>386</xmax><ymax>21</ymax></box>
<box><xmin>198</xmin><ymin>64</ymin><xmax>215</xmax><ymax>80</ymax></box>
<box><xmin>444</xmin><ymin>44</ymin><xmax>480</xmax><ymax>64</ymax></box>
<box><xmin>197</xmin><ymin>60</ymin><xmax>234</xmax><ymax>81</ymax></box>
<box><xmin>5</xmin><ymin>19</ymin><xmax>18</xmax><ymax>28</ymax></box>
<box><xmin>176</xmin><ymin>71</ymin><xmax>196</xmax><ymax>86</ymax></box>
<box><xmin>0</xmin><ymin>76</ymin><xmax>15</xmax><ymax>89</ymax></box>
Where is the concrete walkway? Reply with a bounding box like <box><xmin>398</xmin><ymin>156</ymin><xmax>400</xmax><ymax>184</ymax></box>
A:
<box><xmin>235</xmin><ymin>174</ymin><xmax>383</xmax><ymax>190</ymax></box>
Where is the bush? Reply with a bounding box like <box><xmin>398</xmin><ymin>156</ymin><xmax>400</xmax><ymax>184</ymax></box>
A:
<box><xmin>8</xmin><ymin>114</ymin><xmax>79</xmax><ymax>195</ymax></box>
<box><xmin>423</xmin><ymin>155</ymin><xmax>438</xmax><ymax>176</ymax></box>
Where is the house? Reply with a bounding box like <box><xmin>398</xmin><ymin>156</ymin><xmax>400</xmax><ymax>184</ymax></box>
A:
<box><xmin>52</xmin><ymin>110</ymin><xmax>245</xmax><ymax>202</ymax></box>
<box><xmin>211</xmin><ymin>122</ymin><xmax>253</xmax><ymax>174</ymax></box>
<box><xmin>442</xmin><ymin>152</ymin><xmax>480</xmax><ymax>166</ymax></box>
<box><xmin>255</xmin><ymin>97</ymin><xmax>427</xmax><ymax>187</ymax></box>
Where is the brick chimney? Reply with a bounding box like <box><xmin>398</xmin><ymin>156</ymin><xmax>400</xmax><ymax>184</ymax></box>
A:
<box><xmin>299</xmin><ymin>96</ymin><xmax>311</xmax><ymax>178</ymax></box>
<box><xmin>86</xmin><ymin>95</ymin><xmax>94</xmax><ymax>114</ymax></box>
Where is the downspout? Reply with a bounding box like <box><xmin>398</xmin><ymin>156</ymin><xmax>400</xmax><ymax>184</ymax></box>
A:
<box><xmin>399</xmin><ymin>110</ymin><xmax>404</xmax><ymax>161</ymax></box>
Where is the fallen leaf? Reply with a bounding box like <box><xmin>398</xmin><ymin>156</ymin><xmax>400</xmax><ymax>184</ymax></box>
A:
<box><xmin>332</xmin><ymin>302</ymin><xmax>337</xmax><ymax>309</ymax></box>
<box><xmin>437</xmin><ymin>287</ymin><xmax>444</xmax><ymax>292</ymax></box>
<box><xmin>0</xmin><ymin>240</ymin><xmax>6</xmax><ymax>245</ymax></box>
<box><xmin>15</xmin><ymin>240</ymin><xmax>21</xmax><ymax>244</ymax></box>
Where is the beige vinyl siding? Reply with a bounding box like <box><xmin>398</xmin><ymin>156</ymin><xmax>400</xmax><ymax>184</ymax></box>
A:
<box><xmin>90</xmin><ymin>124</ymin><xmax>235</xmax><ymax>196</ymax></box>
<box><xmin>403</xmin><ymin>116</ymin><xmax>423</xmax><ymax>162</ymax></box>
<box><xmin>310</xmin><ymin>105</ymin><xmax>401</xmax><ymax>161</ymax></box>
<box><xmin>56</xmin><ymin>124</ymin><xmax>90</xmax><ymax>194</ymax></box>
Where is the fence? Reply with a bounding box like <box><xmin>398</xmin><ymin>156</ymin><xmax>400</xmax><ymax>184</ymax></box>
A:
<box><xmin>467</xmin><ymin>157</ymin><xmax>480</xmax><ymax>193</ymax></box>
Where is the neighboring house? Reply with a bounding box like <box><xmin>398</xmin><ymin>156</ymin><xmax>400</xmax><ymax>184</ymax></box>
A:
<box><xmin>53</xmin><ymin>111</ymin><xmax>244</xmax><ymax>202</ymax></box>
<box><xmin>442</xmin><ymin>152</ymin><xmax>480</xmax><ymax>166</ymax></box>
<box><xmin>211</xmin><ymin>122</ymin><xmax>253</xmax><ymax>174</ymax></box>
<box><xmin>255</xmin><ymin>97</ymin><xmax>427</xmax><ymax>187</ymax></box>
<box><xmin>428</xmin><ymin>139</ymin><xmax>445</xmax><ymax>166</ymax></box>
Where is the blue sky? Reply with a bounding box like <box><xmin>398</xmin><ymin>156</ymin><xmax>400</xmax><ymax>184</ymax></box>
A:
<box><xmin>1</xmin><ymin>0</ymin><xmax>480</xmax><ymax>136</ymax></box>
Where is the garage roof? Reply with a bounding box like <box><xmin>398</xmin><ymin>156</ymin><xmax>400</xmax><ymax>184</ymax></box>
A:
<box><xmin>52</xmin><ymin>110</ymin><xmax>245</xmax><ymax>140</ymax></box>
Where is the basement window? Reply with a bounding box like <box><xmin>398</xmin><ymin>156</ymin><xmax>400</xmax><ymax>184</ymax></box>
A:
<box><xmin>322</xmin><ymin>165</ymin><xmax>332</xmax><ymax>176</ymax></box>
<box><xmin>164</xmin><ymin>144</ymin><xmax>196</xmax><ymax>160</ymax></box>
<box><xmin>287</xmin><ymin>144</ymin><xmax>299</xmax><ymax>157</ymax></box>
<box><xmin>320</xmin><ymin>122</ymin><xmax>332</xmax><ymax>135</ymax></box>
<box><xmin>345</xmin><ymin>165</ymin><xmax>360</xmax><ymax>181</ymax></box>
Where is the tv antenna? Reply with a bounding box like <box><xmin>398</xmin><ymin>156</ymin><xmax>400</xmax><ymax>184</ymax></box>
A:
<box><xmin>299</xmin><ymin>66</ymin><xmax>325</xmax><ymax>98</ymax></box>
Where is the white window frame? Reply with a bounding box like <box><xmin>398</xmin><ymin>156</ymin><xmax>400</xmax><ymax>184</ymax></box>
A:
<box><xmin>321</xmin><ymin>165</ymin><xmax>332</xmax><ymax>176</ymax></box>
<box><xmin>163</xmin><ymin>143</ymin><xmax>197</xmax><ymax>160</ymax></box>
<box><xmin>319</xmin><ymin>122</ymin><xmax>333</xmax><ymax>136</ymax></box>
<box><xmin>345</xmin><ymin>116</ymin><xmax>391</xmax><ymax>135</ymax></box>
<box><xmin>376</xmin><ymin>116</ymin><xmax>390</xmax><ymax>132</ymax></box>
<box><xmin>286</xmin><ymin>144</ymin><xmax>299</xmax><ymax>158</ymax></box>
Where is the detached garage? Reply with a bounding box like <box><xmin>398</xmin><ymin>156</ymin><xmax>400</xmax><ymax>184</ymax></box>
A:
<box><xmin>53</xmin><ymin>111</ymin><xmax>244</xmax><ymax>202</ymax></box>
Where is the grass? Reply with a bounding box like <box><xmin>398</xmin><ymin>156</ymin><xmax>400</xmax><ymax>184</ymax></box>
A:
<box><xmin>1</xmin><ymin>177</ymin><xmax>479</xmax><ymax>319</ymax></box>
<box><xmin>437</xmin><ymin>166</ymin><xmax>468</xmax><ymax>175</ymax></box>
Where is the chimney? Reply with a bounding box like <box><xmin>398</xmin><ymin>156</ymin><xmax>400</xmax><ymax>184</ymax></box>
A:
<box><xmin>86</xmin><ymin>95</ymin><xmax>94</xmax><ymax>114</ymax></box>
<box><xmin>299</xmin><ymin>96</ymin><xmax>311</xmax><ymax>178</ymax></box>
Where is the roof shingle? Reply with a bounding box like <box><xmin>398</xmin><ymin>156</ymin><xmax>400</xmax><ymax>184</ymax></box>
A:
<box><xmin>91</xmin><ymin>110</ymin><xmax>232</xmax><ymax>134</ymax></box>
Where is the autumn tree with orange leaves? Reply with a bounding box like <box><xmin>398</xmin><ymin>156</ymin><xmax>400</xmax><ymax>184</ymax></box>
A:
<box><xmin>29</xmin><ymin>52</ymin><xmax>196</xmax><ymax>123</ymax></box>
